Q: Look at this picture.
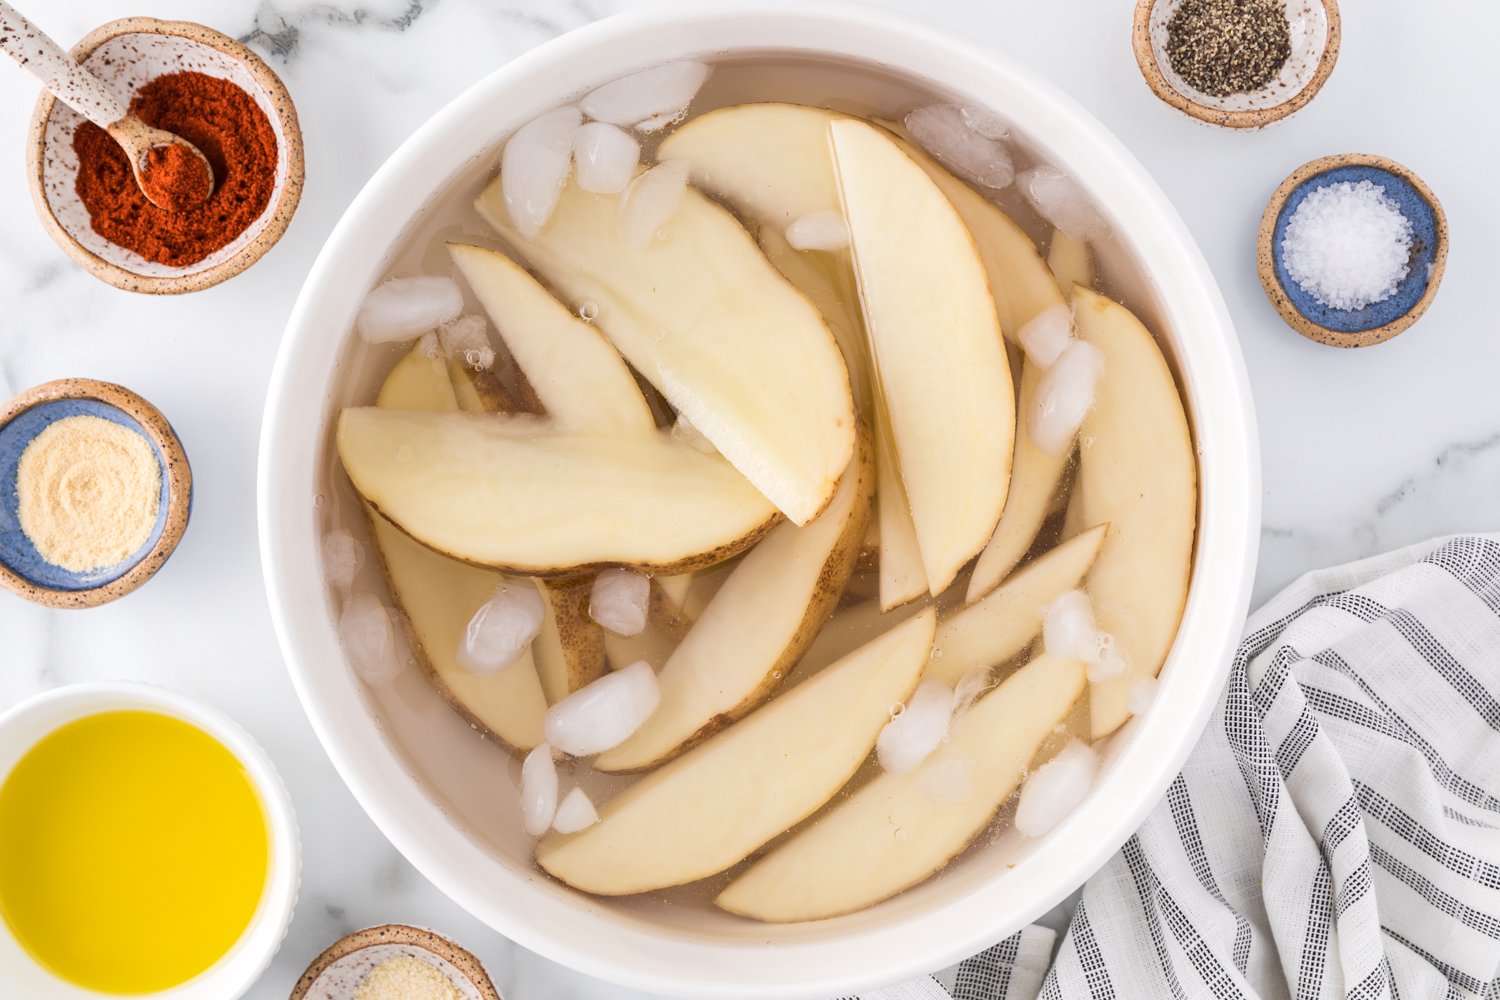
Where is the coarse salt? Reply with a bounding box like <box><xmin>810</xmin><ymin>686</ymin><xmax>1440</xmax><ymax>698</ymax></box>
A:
<box><xmin>1281</xmin><ymin>180</ymin><xmax>1413</xmax><ymax>311</ymax></box>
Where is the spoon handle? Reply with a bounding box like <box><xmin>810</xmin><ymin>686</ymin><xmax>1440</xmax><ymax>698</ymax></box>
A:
<box><xmin>0</xmin><ymin>2</ymin><xmax>126</xmax><ymax>128</ymax></box>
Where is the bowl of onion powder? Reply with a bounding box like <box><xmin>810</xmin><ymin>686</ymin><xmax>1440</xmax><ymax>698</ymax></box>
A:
<box><xmin>1259</xmin><ymin>153</ymin><xmax>1448</xmax><ymax>347</ymax></box>
<box><xmin>0</xmin><ymin>379</ymin><xmax>192</xmax><ymax>608</ymax></box>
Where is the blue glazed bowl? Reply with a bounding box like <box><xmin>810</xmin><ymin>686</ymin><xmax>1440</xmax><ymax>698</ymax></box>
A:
<box><xmin>1258</xmin><ymin>154</ymin><xmax>1448</xmax><ymax>348</ymax></box>
<box><xmin>0</xmin><ymin>380</ymin><xmax>192</xmax><ymax>608</ymax></box>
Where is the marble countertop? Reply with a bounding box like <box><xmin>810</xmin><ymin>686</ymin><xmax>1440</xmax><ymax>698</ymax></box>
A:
<box><xmin>1</xmin><ymin>1</ymin><xmax>1494</xmax><ymax>997</ymax></box>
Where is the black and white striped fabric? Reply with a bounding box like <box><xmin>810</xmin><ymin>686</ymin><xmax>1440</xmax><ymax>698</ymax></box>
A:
<box><xmin>856</xmin><ymin>534</ymin><xmax>1500</xmax><ymax>999</ymax></box>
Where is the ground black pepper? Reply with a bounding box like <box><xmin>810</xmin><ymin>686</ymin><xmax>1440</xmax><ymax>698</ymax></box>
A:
<box><xmin>1165</xmin><ymin>0</ymin><xmax>1292</xmax><ymax>97</ymax></box>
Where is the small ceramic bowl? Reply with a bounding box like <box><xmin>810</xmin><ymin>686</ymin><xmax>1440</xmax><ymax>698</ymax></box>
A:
<box><xmin>1132</xmin><ymin>0</ymin><xmax>1340</xmax><ymax>128</ymax></box>
<box><xmin>0</xmin><ymin>682</ymin><xmax>300</xmax><ymax>999</ymax></box>
<box><xmin>290</xmin><ymin>925</ymin><xmax>502</xmax><ymax>1000</ymax></box>
<box><xmin>0</xmin><ymin>378</ymin><xmax>192</xmax><ymax>608</ymax></box>
<box><xmin>26</xmin><ymin>17</ymin><xmax>304</xmax><ymax>294</ymax></box>
<box><xmin>1258</xmin><ymin>153</ymin><xmax>1447</xmax><ymax>348</ymax></box>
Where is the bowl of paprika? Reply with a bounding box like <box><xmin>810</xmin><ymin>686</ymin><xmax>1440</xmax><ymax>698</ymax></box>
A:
<box><xmin>26</xmin><ymin>17</ymin><xmax>304</xmax><ymax>294</ymax></box>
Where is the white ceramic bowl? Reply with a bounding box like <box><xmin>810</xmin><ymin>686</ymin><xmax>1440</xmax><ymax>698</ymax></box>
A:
<box><xmin>0</xmin><ymin>682</ymin><xmax>299</xmax><ymax>999</ymax></box>
<box><xmin>259</xmin><ymin>3</ymin><xmax>1259</xmax><ymax>996</ymax></box>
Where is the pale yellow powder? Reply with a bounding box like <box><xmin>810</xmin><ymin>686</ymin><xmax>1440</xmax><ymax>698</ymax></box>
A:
<box><xmin>16</xmin><ymin>414</ymin><xmax>161</xmax><ymax>573</ymax></box>
<box><xmin>354</xmin><ymin>954</ymin><xmax>463</xmax><ymax>1000</ymax></box>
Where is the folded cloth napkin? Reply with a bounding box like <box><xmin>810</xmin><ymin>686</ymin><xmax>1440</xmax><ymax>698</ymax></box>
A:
<box><xmin>852</xmin><ymin>534</ymin><xmax>1500</xmax><ymax>1000</ymax></box>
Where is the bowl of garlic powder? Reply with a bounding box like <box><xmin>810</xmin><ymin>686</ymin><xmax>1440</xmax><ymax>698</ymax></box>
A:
<box><xmin>0</xmin><ymin>378</ymin><xmax>192</xmax><ymax>608</ymax></box>
<box><xmin>290</xmin><ymin>924</ymin><xmax>501</xmax><ymax>1000</ymax></box>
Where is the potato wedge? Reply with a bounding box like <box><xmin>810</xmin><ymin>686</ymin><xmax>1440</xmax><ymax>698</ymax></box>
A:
<box><xmin>931</xmin><ymin>523</ymin><xmax>1106</xmax><ymax>686</ymax></box>
<box><xmin>716</xmin><ymin>653</ymin><xmax>1086</xmax><ymax>922</ymax></box>
<box><xmin>476</xmin><ymin>175</ymin><xmax>855</xmax><ymax>526</ymax></box>
<box><xmin>1066</xmin><ymin>289</ymin><xmax>1195</xmax><ymax>738</ymax></box>
<box><xmin>831</xmin><ymin>119</ymin><xmax>1013</xmax><ymax>595</ymax></box>
<box><xmin>594</xmin><ymin>431</ymin><xmax>874</xmax><ymax>772</ymax></box>
<box><xmin>338</xmin><ymin>407</ymin><xmax>778</xmax><ymax>576</ymax></box>
<box><xmin>535</xmin><ymin>609</ymin><xmax>935</xmax><ymax>895</ymax></box>
<box><xmin>365</xmin><ymin>346</ymin><xmax>547</xmax><ymax>753</ymax></box>
<box><xmin>967</xmin><ymin>359</ymin><xmax>1075</xmax><ymax>603</ymax></box>
<box><xmin>449</xmin><ymin>243</ymin><xmax>655</xmax><ymax>434</ymax></box>
<box><xmin>530</xmin><ymin>576</ymin><xmax>606</xmax><ymax>703</ymax></box>
<box><xmin>1047</xmin><ymin>228</ymin><xmax>1094</xmax><ymax>293</ymax></box>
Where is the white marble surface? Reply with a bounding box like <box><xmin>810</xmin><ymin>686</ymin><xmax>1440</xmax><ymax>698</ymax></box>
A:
<box><xmin>0</xmin><ymin>1</ymin><xmax>1495</xmax><ymax>997</ymax></box>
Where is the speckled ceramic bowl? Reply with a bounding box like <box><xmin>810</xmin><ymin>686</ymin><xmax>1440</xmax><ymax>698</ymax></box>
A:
<box><xmin>0</xmin><ymin>682</ymin><xmax>300</xmax><ymax>999</ymax></box>
<box><xmin>290</xmin><ymin>925</ymin><xmax>502</xmax><ymax>1000</ymax></box>
<box><xmin>1258</xmin><ymin>153</ymin><xmax>1447</xmax><ymax>347</ymax></box>
<box><xmin>1133</xmin><ymin>0</ymin><xmax>1340</xmax><ymax>128</ymax></box>
<box><xmin>0</xmin><ymin>379</ymin><xmax>192</xmax><ymax>608</ymax></box>
<box><xmin>26</xmin><ymin>17</ymin><xmax>303</xmax><ymax>294</ymax></box>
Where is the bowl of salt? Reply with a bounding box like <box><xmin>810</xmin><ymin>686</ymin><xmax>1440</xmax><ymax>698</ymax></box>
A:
<box><xmin>1258</xmin><ymin>153</ymin><xmax>1447</xmax><ymax>348</ymax></box>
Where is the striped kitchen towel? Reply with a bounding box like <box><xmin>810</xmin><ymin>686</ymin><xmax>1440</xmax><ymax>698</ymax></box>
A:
<box><xmin>858</xmin><ymin>534</ymin><xmax>1500</xmax><ymax>999</ymax></box>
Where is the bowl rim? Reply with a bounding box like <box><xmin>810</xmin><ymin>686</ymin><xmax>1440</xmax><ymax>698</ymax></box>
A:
<box><xmin>0</xmin><ymin>681</ymin><xmax>300</xmax><ymax>998</ymax></box>
<box><xmin>1256</xmin><ymin>152</ymin><xmax>1448</xmax><ymax>348</ymax></box>
<box><xmin>24</xmin><ymin>16</ymin><xmax>305</xmax><ymax>296</ymax></box>
<box><xmin>1131</xmin><ymin>0</ymin><xmax>1342</xmax><ymax>129</ymax></box>
<box><xmin>258</xmin><ymin>2</ymin><xmax>1261</xmax><ymax>995</ymax></box>
<box><xmin>0</xmin><ymin>378</ymin><xmax>193</xmax><ymax>609</ymax></box>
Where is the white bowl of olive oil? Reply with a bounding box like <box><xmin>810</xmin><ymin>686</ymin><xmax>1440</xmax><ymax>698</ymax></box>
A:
<box><xmin>0</xmin><ymin>683</ymin><xmax>298</xmax><ymax>998</ymax></box>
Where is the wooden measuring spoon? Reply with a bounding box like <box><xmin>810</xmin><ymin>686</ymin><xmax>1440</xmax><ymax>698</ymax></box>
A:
<box><xmin>0</xmin><ymin>2</ymin><xmax>215</xmax><ymax>210</ymax></box>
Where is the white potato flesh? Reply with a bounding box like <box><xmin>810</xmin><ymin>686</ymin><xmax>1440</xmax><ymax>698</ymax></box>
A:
<box><xmin>716</xmin><ymin>654</ymin><xmax>1086</xmax><ymax>922</ymax></box>
<box><xmin>873</xmin><ymin>398</ymin><xmax>928</xmax><ymax>610</ymax></box>
<box><xmin>894</xmin><ymin>134</ymin><xmax>1065</xmax><ymax>339</ymax></box>
<box><xmin>448</xmin><ymin>243</ymin><xmax>654</xmax><ymax>434</ymax></box>
<box><xmin>338</xmin><ymin>408</ymin><xmax>778</xmax><ymax>575</ymax></box>
<box><xmin>831</xmin><ymin>118</ymin><xmax>1013</xmax><ymax>594</ymax></box>
<box><xmin>1066</xmin><ymin>289</ymin><xmax>1195</xmax><ymax>738</ymax></box>
<box><xmin>1047</xmin><ymin>228</ymin><xmax>1094</xmax><ymax>293</ymax></box>
<box><xmin>476</xmin><ymin>175</ymin><xmax>854</xmax><ymax>527</ymax></box>
<box><xmin>967</xmin><ymin>359</ymin><xmax>1075</xmax><ymax>603</ymax></box>
<box><xmin>535</xmin><ymin>609</ymin><xmax>936</xmax><ymax>894</ymax></box>
<box><xmin>366</xmin><ymin>347</ymin><xmax>548</xmax><ymax>752</ymax></box>
<box><xmin>931</xmin><ymin>523</ymin><xmax>1107</xmax><ymax>686</ymax></box>
<box><xmin>594</xmin><ymin>435</ymin><xmax>873</xmax><ymax>772</ymax></box>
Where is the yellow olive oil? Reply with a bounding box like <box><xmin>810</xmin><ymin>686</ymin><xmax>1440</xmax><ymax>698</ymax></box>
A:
<box><xmin>0</xmin><ymin>710</ymin><xmax>269</xmax><ymax>994</ymax></box>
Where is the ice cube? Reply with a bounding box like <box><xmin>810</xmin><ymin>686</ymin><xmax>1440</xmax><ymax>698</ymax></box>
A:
<box><xmin>1028</xmin><ymin>339</ymin><xmax>1103</xmax><ymax>456</ymax></box>
<box><xmin>552</xmin><ymin>786</ymin><xmax>600</xmax><ymax>834</ymax></box>
<box><xmin>356</xmin><ymin>276</ymin><xmax>464</xmax><ymax>343</ymax></box>
<box><xmin>1044</xmin><ymin>589</ymin><xmax>1099</xmax><ymax>662</ymax></box>
<box><xmin>1018</xmin><ymin>302</ymin><xmax>1074</xmax><ymax>369</ymax></box>
<box><xmin>520</xmin><ymin>743</ymin><xmax>558</xmax><ymax>837</ymax></box>
<box><xmin>573</xmin><ymin>122</ymin><xmax>640</xmax><ymax>195</ymax></box>
<box><xmin>578</xmin><ymin>61</ymin><xmax>711</xmax><ymax>126</ymax></box>
<box><xmin>590</xmin><ymin>568</ymin><xmax>650</xmax><ymax>636</ymax></box>
<box><xmin>321</xmin><ymin>528</ymin><xmax>364</xmax><ymax>591</ymax></box>
<box><xmin>544</xmin><ymin>660</ymin><xmax>661</xmax><ymax>756</ymax></box>
<box><xmin>904</xmin><ymin>104</ymin><xmax>1014</xmax><ymax>190</ymax></box>
<box><xmin>619</xmin><ymin>159</ymin><xmax>690</xmax><ymax>249</ymax></box>
<box><xmin>669</xmin><ymin>414</ymin><xmax>718</xmax><ymax>455</ymax></box>
<box><xmin>1019</xmin><ymin>167</ymin><xmax>1110</xmax><ymax>241</ymax></box>
<box><xmin>339</xmin><ymin>592</ymin><xmax>403</xmax><ymax>686</ymax></box>
<box><xmin>502</xmin><ymin>105</ymin><xmax>583</xmax><ymax>240</ymax></box>
<box><xmin>1014</xmin><ymin>740</ymin><xmax>1100</xmax><ymax>838</ymax></box>
<box><xmin>438</xmin><ymin>314</ymin><xmax>494</xmax><ymax>371</ymax></box>
<box><xmin>959</xmin><ymin>105</ymin><xmax>1011</xmax><ymax>140</ymax></box>
<box><xmin>1088</xmin><ymin>632</ymin><xmax>1127</xmax><ymax>682</ymax></box>
<box><xmin>950</xmin><ymin>666</ymin><xmax>991</xmax><ymax>720</ymax></box>
<box><xmin>785</xmin><ymin>210</ymin><xmax>850</xmax><ymax>252</ymax></box>
<box><xmin>877</xmin><ymin>680</ymin><xmax>954</xmax><ymax>775</ymax></box>
<box><xmin>917</xmin><ymin>754</ymin><xmax>976</xmax><ymax>805</ymax></box>
<box><xmin>458</xmin><ymin>583</ymin><xmax>545</xmax><ymax>673</ymax></box>
<box><xmin>1128</xmin><ymin>676</ymin><xmax>1160</xmax><ymax>715</ymax></box>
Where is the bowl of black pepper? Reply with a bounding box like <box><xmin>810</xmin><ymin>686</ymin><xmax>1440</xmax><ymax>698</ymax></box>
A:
<box><xmin>1132</xmin><ymin>0</ymin><xmax>1340</xmax><ymax>129</ymax></box>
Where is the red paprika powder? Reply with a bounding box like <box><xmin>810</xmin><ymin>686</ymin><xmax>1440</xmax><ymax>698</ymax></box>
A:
<box><xmin>72</xmin><ymin>71</ymin><xmax>277</xmax><ymax>267</ymax></box>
